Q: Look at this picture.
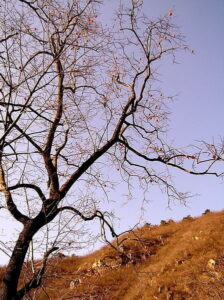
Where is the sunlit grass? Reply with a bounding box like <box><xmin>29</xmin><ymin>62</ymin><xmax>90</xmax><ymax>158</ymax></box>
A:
<box><xmin>1</xmin><ymin>210</ymin><xmax>224</xmax><ymax>299</ymax></box>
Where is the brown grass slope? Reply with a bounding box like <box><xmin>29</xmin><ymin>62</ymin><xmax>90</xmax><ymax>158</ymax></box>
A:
<box><xmin>1</xmin><ymin>210</ymin><xmax>224</xmax><ymax>299</ymax></box>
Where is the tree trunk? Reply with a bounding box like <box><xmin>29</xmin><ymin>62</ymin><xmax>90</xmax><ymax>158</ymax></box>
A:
<box><xmin>1</xmin><ymin>223</ymin><xmax>36</xmax><ymax>300</ymax></box>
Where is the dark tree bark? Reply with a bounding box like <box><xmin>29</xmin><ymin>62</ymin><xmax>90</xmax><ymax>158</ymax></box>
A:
<box><xmin>1</xmin><ymin>222</ymin><xmax>37</xmax><ymax>300</ymax></box>
<box><xmin>1</xmin><ymin>208</ymin><xmax>57</xmax><ymax>299</ymax></box>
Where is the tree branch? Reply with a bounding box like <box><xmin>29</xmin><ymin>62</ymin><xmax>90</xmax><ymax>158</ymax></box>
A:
<box><xmin>16</xmin><ymin>246</ymin><xmax>59</xmax><ymax>300</ymax></box>
<box><xmin>9</xmin><ymin>184</ymin><xmax>46</xmax><ymax>202</ymax></box>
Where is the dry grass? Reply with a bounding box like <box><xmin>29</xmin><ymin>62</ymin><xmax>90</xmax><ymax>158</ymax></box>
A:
<box><xmin>1</xmin><ymin>210</ymin><xmax>224</xmax><ymax>299</ymax></box>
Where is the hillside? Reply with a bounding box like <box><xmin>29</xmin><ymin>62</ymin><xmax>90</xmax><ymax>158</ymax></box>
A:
<box><xmin>1</xmin><ymin>210</ymin><xmax>224</xmax><ymax>299</ymax></box>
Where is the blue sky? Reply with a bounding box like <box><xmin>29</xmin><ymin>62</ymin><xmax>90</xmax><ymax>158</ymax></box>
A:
<box><xmin>100</xmin><ymin>0</ymin><xmax>224</xmax><ymax>231</ymax></box>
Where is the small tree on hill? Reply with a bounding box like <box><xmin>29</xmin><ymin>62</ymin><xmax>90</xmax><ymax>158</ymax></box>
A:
<box><xmin>0</xmin><ymin>0</ymin><xmax>222</xmax><ymax>298</ymax></box>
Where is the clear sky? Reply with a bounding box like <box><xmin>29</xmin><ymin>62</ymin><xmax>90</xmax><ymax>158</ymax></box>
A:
<box><xmin>99</xmin><ymin>0</ymin><xmax>224</xmax><ymax>231</ymax></box>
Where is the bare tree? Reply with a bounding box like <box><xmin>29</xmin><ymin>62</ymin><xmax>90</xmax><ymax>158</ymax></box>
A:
<box><xmin>0</xmin><ymin>0</ymin><xmax>222</xmax><ymax>298</ymax></box>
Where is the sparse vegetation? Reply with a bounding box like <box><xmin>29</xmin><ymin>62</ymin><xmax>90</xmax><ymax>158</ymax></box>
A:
<box><xmin>203</xmin><ymin>209</ymin><xmax>211</xmax><ymax>215</ymax></box>
<box><xmin>183</xmin><ymin>215</ymin><xmax>194</xmax><ymax>221</ymax></box>
<box><xmin>0</xmin><ymin>210</ymin><xmax>223</xmax><ymax>299</ymax></box>
<box><xmin>160</xmin><ymin>220</ymin><xmax>169</xmax><ymax>226</ymax></box>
